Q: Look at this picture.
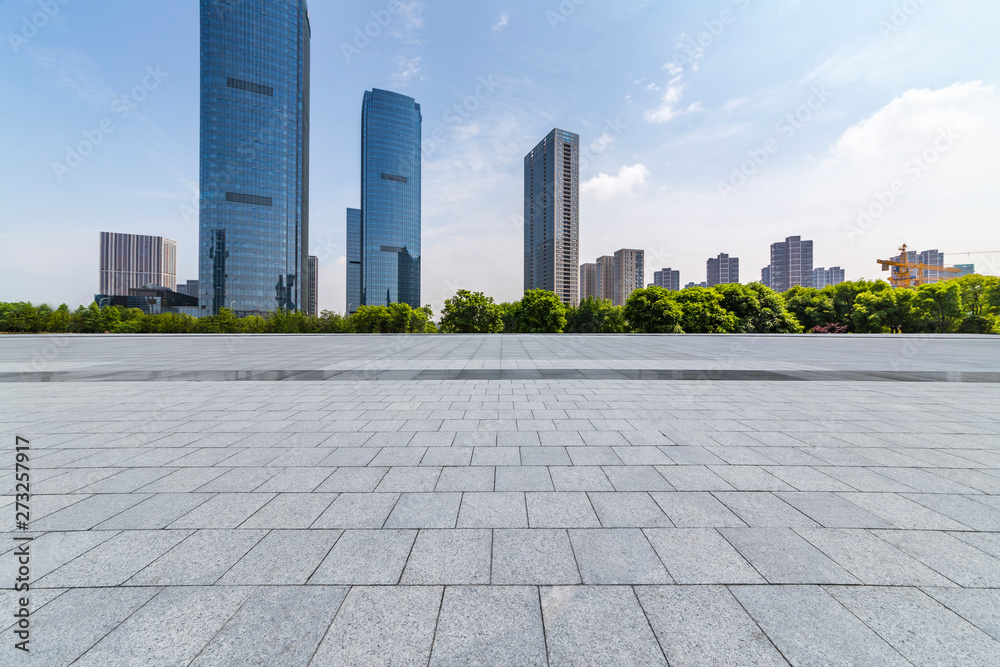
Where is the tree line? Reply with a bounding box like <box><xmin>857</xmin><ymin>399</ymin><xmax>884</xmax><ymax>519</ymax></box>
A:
<box><xmin>1</xmin><ymin>275</ymin><xmax>998</xmax><ymax>334</ymax></box>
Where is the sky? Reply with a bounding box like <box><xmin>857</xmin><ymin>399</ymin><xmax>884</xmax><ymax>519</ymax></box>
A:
<box><xmin>2</xmin><ymin>0</ymin><xmax>1000</xmax><ymax>314</ymax></box>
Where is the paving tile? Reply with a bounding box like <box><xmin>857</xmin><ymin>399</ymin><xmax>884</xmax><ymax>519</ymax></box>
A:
<box><xmin>430</xmin><ymin>587</ymin><xmax>547</xmax><ymax>667</ymax></box>
<box><xmin>95</xmin><ymin>493</ymin><xmax>214</xmax><ymax>530</ymax></box>
<box><xmin>709</xmin><ymin>466</ymin><xmax>794</xmax><ymax>492</ymax></box>
<box><xmin>873</xmin><ymin>530</ymin><xmax>1000</xmax><ymax>587</ymax></box>
<box><xmin>549</xmin><ymin>466</ymin><xmax>614</xmax><ymax>491</ymax></box>
<box><xmin>645</xmin><ymin>529</ymin><xmax>764</xmax><ymax>584</ymax></box>
<box><xmin>520</xmin><ymin>447</ymin><xmax>570</xmax><ymax>466</ymax></box>
<box><xmin>136</xmin><ymin>467</ymin><xmax>228</xmax><ymax>493</ymax></box>
<box><xmin>385</xmin><ymin>492</ymin><xmax>462</xmax><ymax>528</ymax></box>
<box><xmin>74</xmin><ymin>587</ymin><xmax>254</xmax><ymax>667</ymax></box>
<box><xmin>651</xmin><ymin>492</ymin><xmax>746</xmax><ymax>527</ymax></box>
<box><xmin>569</xmin><ymin>528</ymin><xmax>671</xmax><ymax>584</ymax></box>
<box><xmin>370</xmin><ymin>447</ymin><xmax>428</xmax><ymax>467</ymax></box>
<box><xmin>732</xmin><ymin>586</ymin><xmax>910</xmax><ymax>667</ymax></box>
<box><xmin>775</xmin><ymin>492</ymin><xmax>893</xmax><ymax>529</ymax></box>
<box><xmin>655</xmin><ymin>465</ymin><xmax>734</xmax><ymax>491</ymax></box>
<box><xmin>127</xmin><ymin>529</ymin><xmax>266</xmax><ymax>585</ymax></box>
<box><xmin>720</xmin><ymin>528</ymin><xmax>859</xmax><ymax>584</ymax></box>
<box><xmin>310</xmin><ymin>530</ymin><xmax>416</xmax><ymax>585</ymax></box>
<box><xmin>33</xmin><ymin>493</ymin><xmax>150</xmax><ymax>531</ymax></box>
<box><xmin>375</xmin><ymin>466</ymin><xmax>442</xmax><ymax>492</ymax></box>
<box><xmin>312</xmin><ymin>492</ymin><xmax>400</xmax><ymax>529</ymax></box>
<box><xmin>636</xmin><ymin>586</ymin><xmax>786</xmax><ymax>666</ymax></box>
<box><xmin>253</xmin><ymin>467</ymin><xmax>333</xmax><ymax>492</ymax></box>
<box><xmin>401</xmin><ymin>529</ymin><xmax>492</xmax><ymax>585</ymax></box>
<box><xmin>15</xmin><ymin>588</ymin><xmax>160</xmax><ymax>667</ymax></box>
<box><xmin>601</xmin><ymin>465</ymin><xmax>674</xmax><ymax>491</ymax></box>
<box><xmin>195</xmin><ymin>467</ymin><xmax>281</xmax><ymax>492</ymax></box>
<box><xmin>495</xmin><ymin>466</ymin><xmax>553</xmax><ymax>492</ymax></box>
<box><xmin>435</xmin><ymin>466</ymin><xmax>494</xmax><ymax>491</ymax></box>
<box><xmin>318</xmin><ymin>447</ymin><xmax>377</xmax><ymax>466</ymax></box>
<box><xmin>588</xmin><ymin>492</ymin><xmax>673</xmax><ymax>528</ymax></box>
<box><xmin>470</xmin><ymin>446</ymin><xmax>520</xmax><ymax>466</ymax></box>
<box><xmin>763</xmin><ymin>466</ymin><xmax>853</xmax><ymax>492</ymax></box>
<box><xmin>239</xmin><ymin>492</ymin><xmax>338</xmax><ymax>529</ymax></box>
<box><xmin>420</xmin><ymin>447</ymin><xmax>473</xmax><ymax>466</ymax></box>
<box><xmin>38</xmin><ymin>530</ymin><xmax>191</xmax><ymax>587</ymax></box>
<box><xmin>541</xmin><ymin>586</ymin><xmax>668</xmax><ymax>666</ymax></box>
<box><xmin>828</xmin><ymin>586</ymin><xmax>1000</xmax><ymax>667</ymax></box>
<box><xmin>840</xmin><ymin>492</ymin><xmax>969</xmax><ymax>530</ymax></box>
<box><xmin>311</xmin><ymin>586</ymin><xmax>442</xmax><ymax>666</ymax></box>
<box><xmin>526</xmin><ymin>492</ymin><xmax>601</xmax><ymax>528</ymax></box>
<box><xmin>457</xmin><ymin>492</ymin><xmax>527</xmax><ymax>528</ymax></box>
<box><xmin>715</xmin><ymin>492</ymin><xmax>819</xmax><ymax>527</ymax></box>
<box><xmin>923</xmin><ymin>588</ymin><xmax>1000</xmax><ymax>641</ymax></box>
<box><xmin>949</xmin><ymin>531</ymin><xmax>1000</xmax><ymax>558</ymax></box>
<box><xmin>566</xmin><ymin>446</ymin><xmax>622</xmax><ymax>466</ymax></box>
<box><xmin>219</xmin><ymin>530</ymin><xmax>342</xmax><ymax>585</ymax></box>
<box><xmin>18</xmin><ymin>530</ymin><xmax>119</xmax><ymax>580</ymax></box>
<box><xmin>170</xmin><ymin>492</ymin><xmax>275</xmax><ymax>529</ymax></box>
<box><xmin>314</xmin><ymin>466</ymin><xmax>388</xmax><ymax>492</ymax></box>
<box><xmin>491</xmin><ymin>529</ymin><xmax>581</xmax><ymax>585</ymax></box>
<box><xmin>903</xmin><ymin>493</ymin><xmax>1000</xmax><ymax>531</ymax></box>
<box><xmin>191</xmin><ymin>586</ymin><xmax>349</xmax><ymax>667</ymax></box>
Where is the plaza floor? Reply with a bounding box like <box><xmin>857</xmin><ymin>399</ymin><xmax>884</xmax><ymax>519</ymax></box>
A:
<box><xmin>2</xmin><ymin>334</ymin><xmax>999</xmax><ymax>666</ymax></box>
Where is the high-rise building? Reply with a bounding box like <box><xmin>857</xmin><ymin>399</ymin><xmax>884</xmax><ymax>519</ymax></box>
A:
<box><xmin>707</xmin><ymin>253</ymin><xmax>739</xmax><ymax>287</ymax></box>
<box><xmin>580</xmin><ymin>263</ymin><xmax>598</xmax><ymax>301</ymax></box>
<box><xmin>653</xmin><ymin>268</ymin><xmax>680</xmax><ymax>292</ymax></box>
<box><xmin>358</xmin><ymin>89</ymin><xmax>422</xmax><ymax>309</ymax></box>
<box><xmin>813</xmin><ymin>266</ymin><xmax>846</xmax><ymax>289</ymax></box>
<box><xmin>769</xmin><ymin>236</ymin><xmax>814</xmax><ymax>292</ymax></box>
<box><xmin>612</xmin><ymin>249</ymin><xmax>644</xmax><ymax>306</ymax></box>
<box><xmin>596</xmin><ymin>255</ymin><xmax>615</xmax><ymax>302</ymax></box>
<box><xmin>198</xmin><ymin>0</ymin><xmax>310</xmax><ymax>316</ymax></box>
<box><xmin>99</xmin><ymin>232</ymin><xmax>177</xmax><ymax>296</ymax></box>
<box><xmin>346</xmin><ymin>208</ymin><xmax>362</xmax><ymax>314</ymax></box>
<box><xmin>685</xmin><ymin>281</ymin><xmax>708</xmax><ymax>289</ymax></box>
<box><xmin>890</xmin><ymin>248</ymin><xmax>946</xmax><ymax>286</ymax></box>
<box><xmin>176</xmin><ymin>279</ymin><xmax>199</xmax><ymax>297</ymax></box>
<box><xmin>761</xmin><ymin>266</ymin><xmax>772</xmax><ymax>289</ymax></box>
<box><xmin>524</xmin><ymin>128</ymin><xmax>580</xmax><ymax>306</ymax></box>
<box><xmin>952</xmin><ymin>264</ymin><xmax>975</xmax><ymax>278</ymax></box>
<box><xmin>307</xmin><ymin>255</ymin><xmax>318</xmax><ymax>316</ymax></box>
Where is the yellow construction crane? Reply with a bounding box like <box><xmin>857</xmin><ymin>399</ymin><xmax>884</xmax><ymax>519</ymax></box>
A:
<box><xmin>877</xmin><ymin>244</ymin><xmax>961</xmax><ymax>289</ymax></box>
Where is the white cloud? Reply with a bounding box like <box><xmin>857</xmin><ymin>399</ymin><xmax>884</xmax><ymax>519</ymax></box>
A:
<box><xmin>493</xmin><ymin>13</ymin><xmax>509</xmax><ymax>31</ymax></box>
<box><xmin>389</xmin><ymin>1</ymin><xmax>425</xmax><ymax>43</ymax></box>
<box><xmin>582</xmin><ymin>164</ymin><xmax>650</xmax><ymax>201</ymax></box>
<box><xmin>392</xmin><ymin>56</ymin><xmax>424</xmax><ymax>86</ymax></box>
<box><xmin>644</xmin><ymin>85</ymin><xmax>702</xmax><ymax>124</ymax></box>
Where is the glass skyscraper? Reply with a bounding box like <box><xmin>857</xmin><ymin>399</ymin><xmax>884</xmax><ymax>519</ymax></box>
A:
<box><xmin>358</xmin><ymin>89</ymin><xmax>422</xmax><ymax>309</ymax></box>
<box><xmin>346</xmin><ymin>207</ymin><xmax>362</xmax><ymax>314</ymax></box>
<box><xmin>524</xmin><ymin>128</ymin><xmax>580</xmax><ymax>306</ymax></box>
<box><xmin>198</xmin><ymin>0</ymin><xmax>310</xmax><ymax>316</ymax></box>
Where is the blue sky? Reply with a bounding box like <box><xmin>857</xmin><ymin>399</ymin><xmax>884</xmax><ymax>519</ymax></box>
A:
<box><xmin>3</xmin><ymin>0</ymin><xmax>999</xmax><ymax>313</ymax></box>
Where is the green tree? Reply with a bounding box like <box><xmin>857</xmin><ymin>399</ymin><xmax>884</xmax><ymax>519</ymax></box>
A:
<box><xmin>827</xmin><ymin>280</ymin><xmax>885</xmax><ymax>332</ymax></box>
<box><xmin>714</xmin><ymin>283</ymin><xmax>801</xmax><ymax>333</ymax></box>
<box><xmin>512</xmin><ymin>290</ymin><xmax>567</xmax><ymax>333</ymax></box>
<box><xmin>622</xmin><ymin>288</ymin><xmax>683</xmax><ymax>333</ymax></box>
<box><xmin>674</xmin><ymin>287</ymin><xmax>738</xmax><ymax>333</ymax></box>
<box><xmin>566</xmin><ymin>297</ymin><xmax>624</xmax><ymax>333</ymax></box>
<box><xmin>350</xmin><ymin>305</ymin><xmax>392</xmax><ymax>333</ymax></box>
<box><xmin>851</xmin><ymin>288</ymin><xmax>919</xmax><ymax>334</ymax></box>
<box><xmin>440</xmin><ymin>290</ymin><xmax>504</xmax><ymax>333</ymax></box>
<box><xmin>784</xmin><ymin>287</ymin><xmax>836</xmax><ymax>331</ymax></box>
<box><xmin>46</xmin><ymin>304</ymin><xmax>72</xmax><ymax>333</ymax></box>
<box><xmin>915</xmin><ymin>282</ymin><xmax>963</xmax><ymax>333</ymax></box>
<box><xmin>196</xmin><ymin>307</ymin><xmax>239</xmax><ymax>334</ymax></box>
<box><xmin>318</xmin><ymin>311</ymin><xmax>350</xmax><ymax>334</ymax></box>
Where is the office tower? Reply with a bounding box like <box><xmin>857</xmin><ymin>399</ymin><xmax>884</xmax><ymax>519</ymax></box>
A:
<box><xmin>952</xmin><ymin>264</ymin><xmax>975</xmax><ymax>278</ymax></box>
<box><xmin>596</xmin><ymin>255</ymin><xmax>615</xmax><ymax>302</ymax></box>
<box><xmin>307</xmin><ymin>255</ymin><xmax>318</xmax><ymax>316</ymax></box>
<box><xmin>99</xmin><ymin>232</ymin><xmax>177</xmax><ymax>296</ymax></box>
<box><xmin>813</xmin><ymin>266</ymin><xmax>846</xmax><ymax>289</ymax></box>
<box><xmin>891</xmin><ymin>248</ymin><xmax>946</xmax><ymax>285</ymax></box>
<box><xmin>761</xmin><ymin>266</ymin><xmax>772</xmax><ymax>289</ymax></box>
<box><xmin>176</xmin><ymin>279</ymin><xmax>200</xmax><ymax>297</ymax></box>
<box><xmin>346</xmin><ymin>208</ymin><xmax>361</xmax><ymax>314</ymax></box>
<box><xmin>580</xmin><ymin>263</ymin><xmax>598</xmax><ymax>301</ymax></box>
<box><xmin>653</xmin><ymin>268</ymin><xmax>681</xmax><ymax>292</ymax></box>
<box><xmin>685</xmin><ymin>281</ymin><xmax>709</xmax><ymax>289</ymax></box>
<box><xmin>769</xmin><ymin>236</ymin><xmax>814</xmax><ymax>292</ymax></box>
<box><xmin>613</xmin><ymin>249</ymin><xmax>644</xmax><ymax>306</ymax></box>
<box><xmin>198</xmin><ymin>0</ymin><xmax>310</xmax><ymax>316</ymax></box>
<box><xmin>707</xmin><ymin>253</ymin><xmax>739</xmax><ymax>287</ymax></box>
<box><xmin>524</xmin><ymin>128</ymin><xmax>580</xmax><ymax>306</ymax></box>
<box><xmin>359</xmin><ymin>89</ymin><xmax>422</xmax><ymax>308</ymax></box>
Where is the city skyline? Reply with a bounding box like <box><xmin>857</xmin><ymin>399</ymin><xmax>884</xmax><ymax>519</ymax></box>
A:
<box><xmin>3</xmin><ymin>1</ymin><xmax>999</xmax><ymax>312</ymax></box>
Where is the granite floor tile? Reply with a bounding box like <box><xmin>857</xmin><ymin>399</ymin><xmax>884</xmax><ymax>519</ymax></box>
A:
<box><xmin>569</xmin><ymin>528</ymin><xmax>671</xmax><ymax>584</ymax></box>
<box><xmin>720</xmin><ymin>528</ymin><xmax>859</xmax><ymax>584</ymax></box>
<box><xmin>873</xmin><ymin>530</ymin><xmax>1000</xmax><ymax>587</ymax></box>
<box><xmin>651</xmin><ymin>492</ymin><xmax>746</xmax><ymax>528</ymax></box>
<box><xmin>923</xmin><ymin>588</ymin><xmax>1000</xmax><ymax>641</ymax></box>
<box><xmin>549</xmin><ymin>466</ymin><xmax>614</xmax><ymax>491</ymax></box>
<box><xmin>401</xmin><ymin>529</ymin><xmax>492</xmax><ymax>585</ymax></box>
<box><xmin>311</xmin><ymin>492</ymin><xmax>400</xmax><ymax>529</ymax></box>
<box><xmin>309</xmin><ymin>530</ymin><xmax>415</xmax><ymax>585</ymax></box>
<box><xmin>219</xmin><ymin>530</ymin><xmax>342</xmax><ymax>585</ymax></box>
<box><xmin>38</xmin><ymin>530</ymin><xmax>191</xmax><ymax>588</ymax></box>
<box><xmin>239</xmin><ymin>492</ymin><xmax>338</xmax><ymax>529</ymax></box>
<box><xmin>645</xmin><ymin>529</ymin><xmax>764</xmax><ymax>584</ymax></box>
<box><xmin>588</xmin><ymin>492</ymin><xmax>673</xmax><ymax>528</ymax></box>
<box><xmin>495</xmin><ymin>466</ymin><xmax>554</xmax><ymax>492</ymax></box>
<box><xmin>457</xmin><ymin>492</ymin><xmax>528</xmax><ymax>528</ymax></box>
<box><xmin>127</xmin><ymin>529</ymin><xmax>266</xmax><ymax>585</ymax></box>
<box><xmin>435</xmin><ymin>466</ymin><xmax>495</xmax><ymax>491</ymax></box>
<box><xmin>491</xmin><ymin>529</ymin><xmax>581</xmax><ymax>585</ymax></box>
<box><xmin>526</xmin><ymin>492</ymin><xmax>601</xmax><ymax>528</ymax></box>
<box><xmin>384</xmin><ymin>492</ymin><xmax>462</xmax><ymax>529</ymax></box>
<box><xmin>169</xmin><ymin>492</ymin><xmax>275</xmax><ymax>529</ymax></box>
<box><xmin>714</xmin><ymin>492</ymin><xmax>819</xmax><ymax>528</ymax></box>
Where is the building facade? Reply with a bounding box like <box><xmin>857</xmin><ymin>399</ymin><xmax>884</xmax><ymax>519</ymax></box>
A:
<box><xmin>653</xmin><ymin>268</ymin><xmax>680</xmax><ymax>292</ymax></box>
<box><xmin>769</xmin><ymin>236</ymin><xmax>814</xmax><ymax>292</ymax></box>
<box><xmin>813</xmin><ymin>266</ymin><xmax>846</xmax><ymax>289</ymax></box>
<box><xmin>761</xmin><ymin>266</ymin><xmax>771</xmax><ymax>289</ymax></box>
<box><xmin>198</xmin><ymin>0</ymin><xmax>310</xmax><ymax>316</ymax></box>
<box><xmin>580</xmin><ymin>263</ymin><xmax>598</xmax><ymax>301</ymax></box>
<box><xmin>707</xmin><ymin>253</ymin><xmax>739</xmax><ymax>287</ymax></box>
<box><xmin>890</xmin><ymin>248</ymin><xmax>946</xmax><ymax>286</ymax></box>
<box><xmin>524</xmin><ymin>128</ymin><xmax>580</xmax><ymax>306</ymax></box>
<box><xmin>176</xmin><ymin>279</ymin><xmax>199</xmax><ymax>297</ymax></box>
<box><xmin>358</xmin><ymin>89</ymin><xmax>422</xmax><ymax>309</ymax></box>
<box><xmin>307</xmin><ymin>255</ymin><xmax>318</xmax><ymax>316</ymax></box>
<box><xmin>595</xmin><ymin>255</ymin><xmax>615</xmax><ymax>302</ymax></box>
<box><xmin>613</xmin><ymin>249</ymin><xmax>644</xmax><ymax>306</ymax></box>
<box><xmin>346</xmin><ymin>208</ymin><xmax>361</xmax><ymax>314</ymax></box>
<box><xmin>99</xmin><ymin>232</ymin><xmax>177</xmax><ymax>296</ymax></box>
<box><xmin>952</xmin><ymin>264</ymin><xmax>975</xmax><ymax>278</ymax></box>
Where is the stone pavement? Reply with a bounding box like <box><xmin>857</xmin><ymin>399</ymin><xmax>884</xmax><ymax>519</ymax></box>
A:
<box><xmin>1</xmin><ymin>333</ymin><xmax>999</xmax><ymax>665</ymax></box>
